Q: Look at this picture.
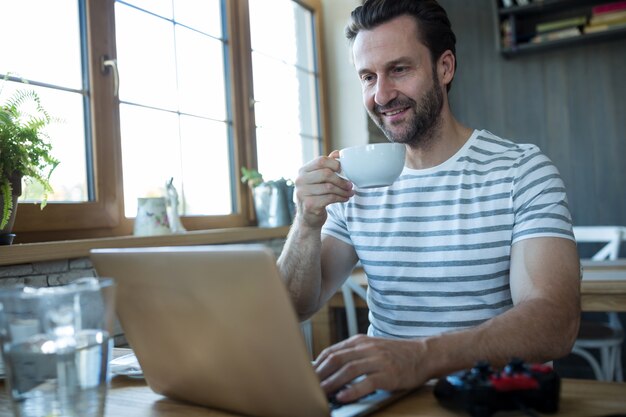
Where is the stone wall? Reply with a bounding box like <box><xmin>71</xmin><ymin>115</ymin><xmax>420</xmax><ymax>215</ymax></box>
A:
<box><xmin>0</xmin><ymin>258</ymin><xmax>97</xmax><ymax>288</ymax></box>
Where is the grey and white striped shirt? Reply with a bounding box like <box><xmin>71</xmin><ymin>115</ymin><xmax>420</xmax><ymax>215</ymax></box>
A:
<box><xmin>322</xmin><ymin>129</ymin><xmax>574</xmax><ymax>339</ymax></box>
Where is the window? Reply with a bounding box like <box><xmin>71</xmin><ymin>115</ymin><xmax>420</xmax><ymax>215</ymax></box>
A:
<box><xmin>114</xmin><ymin>0</ymin><xmax>233</xmax><ymax>217</ymax></box>
<box><xmin>1</xmin><ymin>0</ymin><xmax>326</xmax><ymax>243</ymax></box>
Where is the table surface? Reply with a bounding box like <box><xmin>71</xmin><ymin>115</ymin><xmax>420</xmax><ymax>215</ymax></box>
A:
<box><xmin>3</xmin><ymin>348</ymin><xmax>626</xmax><ymax>416</ymax></box>
<box><xmin>2</xmin><ymin>375</ymin><xmax>623</xmax><ymax>417</ymax></box>
<box><xmin>576</xmin><ymin>259</ymin><xmax>626</xmax><ymax>312</ymax></box>
<box><xmin>580</xmin><ymin>259</ymin><xmax>626</xmax><ymax>280</ymax></box>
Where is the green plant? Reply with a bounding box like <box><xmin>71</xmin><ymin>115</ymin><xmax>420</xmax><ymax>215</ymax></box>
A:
<box><xmin>0</xmin><ymin>83</ymin><xmax>59</xmax><ymax>229</ymax></box>
<box><xmin>240</xmin><ymin>167</ymin><xmax>264</xmax><ymax>188</ymax></box>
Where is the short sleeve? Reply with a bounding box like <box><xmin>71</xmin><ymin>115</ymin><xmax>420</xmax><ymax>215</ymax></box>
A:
<box><xmin>511</xmin><ymin>146</ymin><xmax>574</xmax><ymax>244</ymax></box>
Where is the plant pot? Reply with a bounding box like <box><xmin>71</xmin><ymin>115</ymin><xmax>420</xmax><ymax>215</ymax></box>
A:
<box><xmin>0</xmin><ymin>173</ymin><xmax>23</xmax><ymax>245</ymax></box>
<box><xmin>252</xmin><ymin>179</ymin><xmax>295</xmax><ymax>228</ymax></box>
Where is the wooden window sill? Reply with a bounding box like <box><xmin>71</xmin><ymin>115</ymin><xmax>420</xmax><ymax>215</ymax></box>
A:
<box><xmin>0</xmin><ymin>226</ymin><xmax>290</xmax><ymax>266</ymax></box>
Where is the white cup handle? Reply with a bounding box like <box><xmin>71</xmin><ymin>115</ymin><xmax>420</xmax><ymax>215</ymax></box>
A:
<box><xmin>334</xmin><ymin>157</ymin><xmax>349</xmax><ymax>181</ymax></box>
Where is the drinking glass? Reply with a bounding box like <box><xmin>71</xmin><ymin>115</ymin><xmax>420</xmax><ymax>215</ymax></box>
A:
<box><xmin>0</xmin><ymin>277</ymin><xmax>115</xmax><ymax>417</ymax></box>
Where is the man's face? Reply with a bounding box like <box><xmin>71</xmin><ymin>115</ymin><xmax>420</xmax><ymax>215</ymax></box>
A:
<box><xmin>352</xmin><ymin>15</ymin><xmax>444</xmax><ymax>146</ymax></box>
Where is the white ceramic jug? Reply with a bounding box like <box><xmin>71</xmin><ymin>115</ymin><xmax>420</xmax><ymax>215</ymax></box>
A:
<box><xmin>134</xmin><ymin>197</ymin><xmax>172</xmax><ymax>236</ymax></box>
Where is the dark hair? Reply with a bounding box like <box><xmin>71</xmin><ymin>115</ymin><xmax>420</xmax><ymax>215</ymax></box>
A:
<box><xmin>346</xmin><ymin>0</ymin><xmax>457</xmax><ymax>91</ymax></box>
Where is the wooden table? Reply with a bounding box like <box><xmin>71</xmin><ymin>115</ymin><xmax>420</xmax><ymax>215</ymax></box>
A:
<box><xmin>1</xmin><ymin>375</ymin><xmax>623</xmax><ymax>417</ymax></box>
<box><xmin>580</xmin><ymin>259</ymin><xmax>626</xmax><ymax>312</ymax></box>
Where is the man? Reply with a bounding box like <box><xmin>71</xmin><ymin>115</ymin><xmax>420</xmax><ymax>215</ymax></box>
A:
<box><xmin>277</xmin><ymin>0</ymin><xmax>580</xmax><ymax>404</ymax></box>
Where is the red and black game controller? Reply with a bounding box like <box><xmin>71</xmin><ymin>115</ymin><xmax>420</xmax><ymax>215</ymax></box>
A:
<box><xmin>434</xmin><ymin>358</ymin><xmax>560</xmax><ymax>417</ymax></box>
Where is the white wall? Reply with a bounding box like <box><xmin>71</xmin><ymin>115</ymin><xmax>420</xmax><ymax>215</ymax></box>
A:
<box><xmin>321</xmin><ymin>0</ymin><xmax>368</xmax><ymax>151</ymax></box>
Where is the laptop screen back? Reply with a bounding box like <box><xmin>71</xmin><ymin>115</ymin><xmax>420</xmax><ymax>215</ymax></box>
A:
<box><xmin>90</xmin><ymin>245</ymin><xmax>329</xmax><ymax>417</ymax></box>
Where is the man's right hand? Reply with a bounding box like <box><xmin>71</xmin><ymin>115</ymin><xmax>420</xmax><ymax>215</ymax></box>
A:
<box><xmin>294</xmin><ymin>150</ymin><xmax>355</xmax><ymax>228</ymax></box>
<box><xmin>278</xmin><ymin>152</ymin><xmax>359</xmax><ymax>320</ymax></box>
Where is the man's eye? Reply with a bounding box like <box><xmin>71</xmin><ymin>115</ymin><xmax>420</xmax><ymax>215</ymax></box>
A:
<box><xmin>361</xmin><ymin>74</ymin><xmax>375</xmax><ymax>83</ymax></box>
<box><xmin>393</xmin><ymin>66</ymin><xmax>407</xmax><ymax>74</ymax></box>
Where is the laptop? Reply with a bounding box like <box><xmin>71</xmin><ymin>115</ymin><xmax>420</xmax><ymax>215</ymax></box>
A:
<box><xmin>90</xmin><ymin>245</ymin><xmax>409</xmax><ymax>417</ymax></box>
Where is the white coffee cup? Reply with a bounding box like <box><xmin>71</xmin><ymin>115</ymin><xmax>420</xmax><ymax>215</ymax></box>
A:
<box><xmin>338</xmin><ymin>143</ymin><xmax>406</xmax><ymax>188</ymax></box>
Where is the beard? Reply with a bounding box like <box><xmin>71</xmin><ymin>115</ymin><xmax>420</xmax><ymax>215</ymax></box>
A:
<box><xmin>368</xmin><ymin>69</ymin><xmax>444</xmax><ymax>148</ymax></box>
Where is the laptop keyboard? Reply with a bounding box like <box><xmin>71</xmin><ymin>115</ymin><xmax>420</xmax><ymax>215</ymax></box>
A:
<box><xmin>328</xmin><ymin>394</ymin><xmax>344</xmax><ymax>410</ymax></box>
<box><xmin>328</xmin><ymin>389</ymin><xmax>398</xmax><ymax>417</ymax></box>
<box><xmin>328</xmin><ymin>389</ymin><xmax>380</xmax><ymax>410</ymax></box>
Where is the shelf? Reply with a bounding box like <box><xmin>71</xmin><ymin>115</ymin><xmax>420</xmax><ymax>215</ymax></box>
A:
<box><xmin>501</xmin><ymin>25</ymin><xmax>626</xmax><ymax>56</ymax></box>
<box><xmin>493</xmin><ymin>0</ymin><xmax>626</xmax><ymax>58</ymax></box>
<box><xmin>496</xmin><ymin>0</ymin><xmax>626</xmax><ymax>57</ymax></box>
<box><xmin>499</xmin><ymin>0</ymin><xmax>610</xmax><ymax>16</ymax></box>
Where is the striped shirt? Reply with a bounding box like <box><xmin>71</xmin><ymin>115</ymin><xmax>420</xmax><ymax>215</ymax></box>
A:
<box><xmin>321</xmin><ymin>130</ymin><xmax>574</xmax><ymax>339</ymax></box>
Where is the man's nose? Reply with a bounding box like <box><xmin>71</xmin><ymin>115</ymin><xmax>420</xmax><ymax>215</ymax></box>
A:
<box><xmin>374</xmin><ymin>76</ymin><xmax>398</xmax><ymax>106</ymax></box>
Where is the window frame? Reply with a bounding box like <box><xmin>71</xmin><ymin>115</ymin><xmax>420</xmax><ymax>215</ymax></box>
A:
<box><xmin>13</xmin><ymin>0</ymin><xmax>328</xmax><ymax>243</ymax></box>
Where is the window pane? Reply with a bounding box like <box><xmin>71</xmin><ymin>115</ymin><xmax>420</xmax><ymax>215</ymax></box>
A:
<box><xmin>0</xmin><ymin>0</ymin><xmax>82</xmax><ymax>89</ymax></box>
<box><xmin>175</xmin><ymin>25</ymin><xmax>227</xmax><ymax>120</ymax></box>
<box><xmin>249</xmin><ymin>0</ymin><xmax>294</xmax><ymax>65</ymax></box>
<box><xmin>0</xmin><ymin>0</ymin><xmax>88</xmax><ymax>203</ymax></box>
<box><xmin>120</xmin><ymin>105</ymin><xmax>182</xmax><ymax>217</ymax></box>
<box><xmin>174</xmin><ymin>0</ymin><xmax>222</xmax><ymax>38</ymax></box>
<box><xmin>120</xmin><ymin>0</ymin><xmax>173</xmax><ymax>19</ymax></box>
<box><xmin>31</xmin><ymin>87</ymin><xmax>87</xmax><ymax>202</ymax></box>
<box><xmin>256</xmin><ymin>127</ymin><xmax>302</xmax><ymax>183</ymax></box>
<box><xmin>249</xmin><ymin>0</ymin><xmax>315</xmax><ymax>70</ymax></box>
<box><xmin>180</xmin><ymin>116</ymin><xmax>231</xmax><ymax>215</ymax></box>
<box><xmin>297</xmin><ymin>70</ymin><xmax>319</xmax><ymax>138</ymax></box>
<box><xmin>2</xmin><ymin>83</ymin><xmax>89</xmax><ymax>203</ymax></box>
<box><xmin>293</xmin><ymin>3</ymin><xmax>316</xmax><ymax>72</ymax></box>
<box><xmin>115</xmin><ymin>3</ymin><xmax>178</xmax><ymax>110</ymax></box>
<box><xmin>301</xmin><ymin>135</ymin><xmax>321</xmax><ymax>169</ymax></box>
<box><xmin>250</xmin><ymin>0</ymin><xmax>322</xmax><ymax>184</ymax></box>
<box><xmin>252</xmin><ymin>53</ymin><xmax>300</xmax><ymax>133</ymax></box>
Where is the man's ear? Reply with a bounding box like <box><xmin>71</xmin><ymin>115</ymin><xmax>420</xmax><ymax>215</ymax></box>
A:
<box><xmin>438</xmin><ymin>50</ymin><xmax>455</xmax><ymax>87</ymax></box>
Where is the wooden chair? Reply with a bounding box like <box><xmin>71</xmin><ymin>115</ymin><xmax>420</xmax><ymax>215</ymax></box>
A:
<box><xmin>572</xmin><ymin>226</ymin><xmax>625</xmax><ymax>381</ymax></box>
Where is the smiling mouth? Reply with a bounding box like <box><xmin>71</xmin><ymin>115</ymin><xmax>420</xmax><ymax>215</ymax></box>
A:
<box><xmin>375</xmin><ymin>99</ymin><xmax>413</xmax><ymax>119</ymax></box>
<box><xmin>382</xmin><ymin>108</ymin><xmax>408</xmax><ymax>116</ymax></box>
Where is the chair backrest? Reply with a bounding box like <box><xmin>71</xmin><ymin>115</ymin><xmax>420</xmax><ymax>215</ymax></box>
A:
<box><xmin>341</xmin><ymin>277</ymin><xmax>368</xmax><ymax>337</ymax></box>
<box><xmin>572</xmin><ymin>226</ymin><xmax>625</xmax><ymax>329</ymax></box>
<box><xmin>572</xmin><ymin>226</ymin><xmax>626</xmax><ymax>261</ymax></box>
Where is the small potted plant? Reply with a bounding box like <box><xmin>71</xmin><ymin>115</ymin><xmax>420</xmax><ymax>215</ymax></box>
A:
<box><xmin>240</xmin><ymin>166</ymin><xmax>264</xmax><ymax>189</ymax></box>
<box><xmin>241</xmin><ymin>167</ymin><xmax>294</xmax><ymax>228</ymax></box>
<box><xmin>0</xmin><ymin>81</ymin><xmax>59</xmax><ymax>244</ymax></box>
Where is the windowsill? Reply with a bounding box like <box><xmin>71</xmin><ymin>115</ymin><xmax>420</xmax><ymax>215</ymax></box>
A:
<box><xmin>0</xmin><ymin>226</ymin><xmax>291</xmax><ymax>266</ymax></box>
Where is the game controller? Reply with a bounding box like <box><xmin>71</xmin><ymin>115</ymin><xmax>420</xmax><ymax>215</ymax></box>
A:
<box><xmin>433</xmin><ymin>358</ymin><xmax>560</xmax><ymax>417</ymax></box>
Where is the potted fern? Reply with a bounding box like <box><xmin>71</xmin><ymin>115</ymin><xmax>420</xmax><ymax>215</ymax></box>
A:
<box><xmin>0</xmin><ymin>83</ymin><xmax>59</xmax><ymax>244</ymax></box>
